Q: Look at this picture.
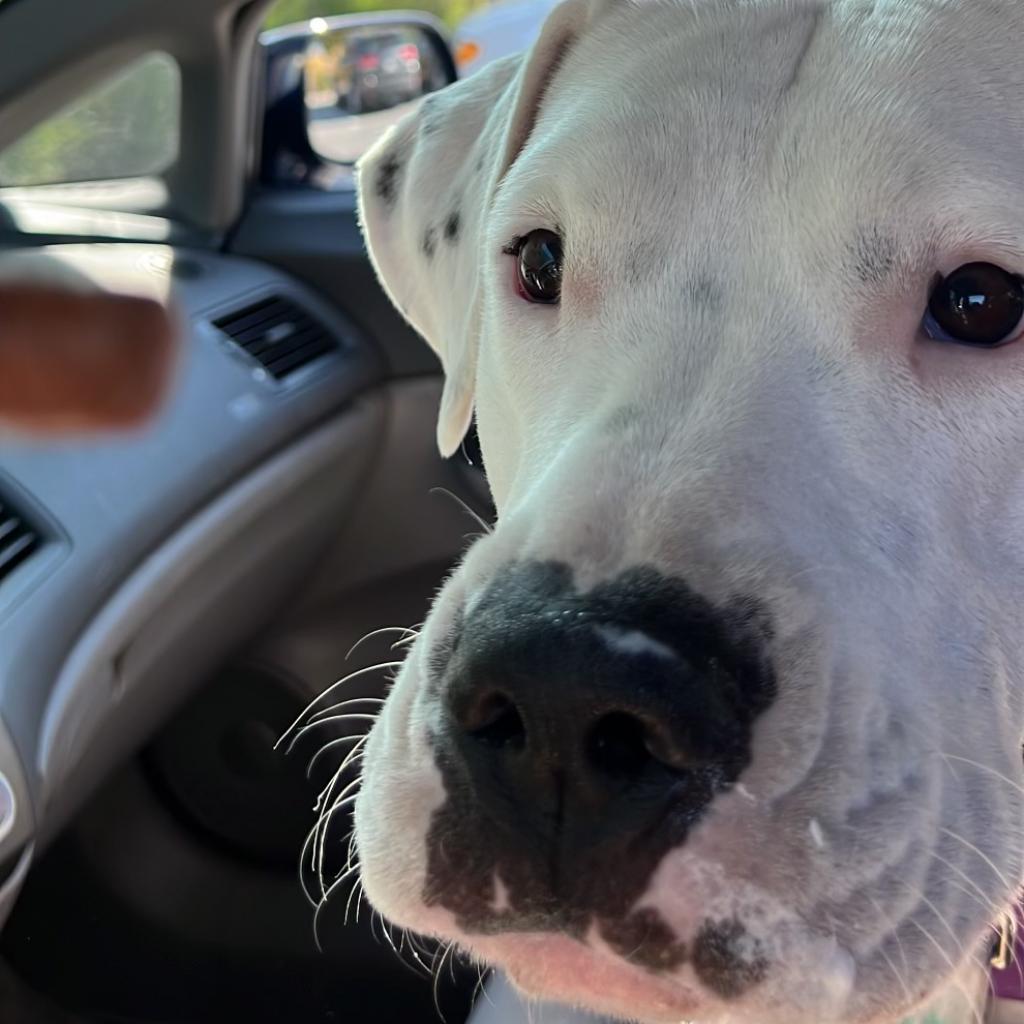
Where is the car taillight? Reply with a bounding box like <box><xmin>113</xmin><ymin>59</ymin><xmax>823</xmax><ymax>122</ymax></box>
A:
<box><xmin>357</xmin><ymin>54</ymin><xmax>380</xmax><ymax>71</ymax></box>
<box><xmin>454</xmin><ymin>40</ymin><xmax>481</xmax><ymax>68</ymax></box>
<box><xmin>397</xmin><ymin>44</ymin><xmax>419</xmax><ymax>61</ymax></box>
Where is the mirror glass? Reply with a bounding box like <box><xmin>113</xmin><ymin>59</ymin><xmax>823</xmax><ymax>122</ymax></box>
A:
<box><xmin>302</xmin><ymin>22</ymin><xmax>452</xmax><ymax>165</ymax></box>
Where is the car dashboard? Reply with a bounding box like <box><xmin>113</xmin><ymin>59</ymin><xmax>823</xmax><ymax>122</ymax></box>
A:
<box><xmin>0</xmin><ymin>242</ymin><xmax>388</xmax><ymax>930</ymax></box>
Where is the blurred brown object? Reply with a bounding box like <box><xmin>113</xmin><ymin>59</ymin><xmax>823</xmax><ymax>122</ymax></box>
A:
<box><xmin>0</xmin><ymin>283</ymin><xmax>177</xmax><ymax>435</ymax></box>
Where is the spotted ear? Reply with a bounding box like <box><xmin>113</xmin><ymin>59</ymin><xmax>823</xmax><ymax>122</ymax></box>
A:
<box><xmin>356</xmin><ymin>0</ymin><xmax>617</xmax><ymax>457</ymax></box>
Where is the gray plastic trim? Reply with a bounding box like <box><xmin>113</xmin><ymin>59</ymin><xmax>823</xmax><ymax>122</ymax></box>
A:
<box><xmin>0</xmin><ymin>711</ymin><xmax>34</xmax><ymax>930</ymax></box>
<box><xmin>0</xmin><ymin>719</ymin><xmax>32</xmax><ymax>841</ymax></box>
<box><xmin>36</xmin><ymin>397</ymin><xmax>383</xmax><ymax>829</ymax></box>
<box><xmin>0</xmin><ymin>775</ymin><xmax>15</xmax><ymax>847</ymax></box>
<box><xmin>0</xmin><ymin>844</ymin><xmax>33</xmax><ymax>932</ymax></box>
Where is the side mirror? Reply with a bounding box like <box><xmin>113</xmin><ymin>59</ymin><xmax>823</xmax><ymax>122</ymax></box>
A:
<box><xmin>259</xmin><ymin>12</ymin><xmax>458</xmax><ymax>184</ymax></box>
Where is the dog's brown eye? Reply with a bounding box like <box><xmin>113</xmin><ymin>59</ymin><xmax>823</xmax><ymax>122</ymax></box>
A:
<box><xmin>515</xmin><ymin>230</ymin><xmax>563</xmax><ymax>304</ymax></box>
<box><xmin>925</xmin><ymin>262</ymin><xmax>1024</xmax><ymax>348</ymax></box>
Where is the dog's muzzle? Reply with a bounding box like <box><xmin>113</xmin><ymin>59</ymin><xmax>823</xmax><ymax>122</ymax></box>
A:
<box><xmin>422</xmin><ymin>560</ymin><xmax>777</xmax><ymax>977</ymax></box>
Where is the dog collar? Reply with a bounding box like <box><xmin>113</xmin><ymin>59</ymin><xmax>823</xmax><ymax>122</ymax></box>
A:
<box><xmin>989</xmin><ymin>910</ymin><xmax>1024</xmax><ymax>1018</ymax></box>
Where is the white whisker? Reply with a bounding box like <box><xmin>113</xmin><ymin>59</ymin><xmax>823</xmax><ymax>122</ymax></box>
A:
<box><xmin>347</xmin><ymin>626</ymin><xmax>420</xmax><ymax>661</ymax></box>
<box><xmin>878</xmin><ymin>942</ymin><xmax>914</xmax><ymax>1006</ymax></box>
<box><xmin>430</xmin><ymin>486</ymin><xmax>494</xmax><ymax>535</ymax></box>
<box><xmin>313</xmin><ymin>751</ymin><xmax>365</xmax><ymax>813</ymax></box>
<box><xmin>295</xmin><ymin>710</ymin><xmax>380</xmax><ymax>744</ymax></box>
<box><xmin>314</xmin><ymin>766</ymin><xmax>364</xmax><ymax>898</ymax></box>
<box><xmin>908</xmin><ymin>916</ymin><xmax>957</xmax><ymax>974</ymax></box>
<box><xmin>298</xmin><ymin>825</ymin><xmax>319</xmax><ymax>908</ymax></box>
<box><xmin>865</xmin><ymin>896</ymin><xmax>914</xmax><ymax>1006</ymax></box>
<box><xmin>308</xmin><ymin>695</ymin><xmax>386</xmax><ymax>721</ymax></box>
<box><xmin>471</xmin><ymin>965</ymin><xmax>493</xmax><ymax>1011</ymax></box>
<box><xmin>307</xmin><ymin>729</ymin><xmax>377</xmax><ymax>777</ymax></box>
<box><xmin>345</xmin><ymin>830</ymin><xmax>360</xmax><ymax>875</ymax></box>
<box><xmin>940</xmin><ymin>828</ymin><xmax>1015</xmax><ymax>893</ymax></box>
<box><xmin>277</xmin><ymin>661</ymin><xmax>405</xmax><ymax>749</ymax></box>
<box><xmin>893</xmin><ymin>877</ymin><xmax>969</xmax><ymax>963</ymax></box>
<box><xmin>928</xmin><ymin>849</ymin><xmax>1003</xmax><ymax>916</ymax></box>
<box><xmin>345</xmin><ymin>876</ymin><xmax>364</xmax><ymax>926</ymax></box>
<box><xmin>312</xmin><ymin>862</ymin><xmax>362</xmax><ymax>952</ymax></box>
<box><xmin>432</xmin><ymin>940</ymin><xmax>457</xmax><ymax>1024</ymax></box>
<box><xmin>938</xmin><ymin>755</ymin><xmax>1024</xmax><ymax>799</ymax></box>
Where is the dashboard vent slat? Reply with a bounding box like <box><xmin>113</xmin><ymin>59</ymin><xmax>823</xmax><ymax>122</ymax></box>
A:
<box><xmin>248</xmin><ymin>324</ymin><xmax>322</xmax><ymax>361</ymax></box>
<box><xmin>264</xmin><ymin>339</ymin><xmax>338</xmax><ymax>379</ymax></box>
<box><xmin>0</xmin><ymin>498</ymin><xmax>41</xmax><ymax>586</ymax></box>
<box><xmin>212</xmin><ymin>296</ymin><xmax>340</xmax><ymax>380</ymax></box>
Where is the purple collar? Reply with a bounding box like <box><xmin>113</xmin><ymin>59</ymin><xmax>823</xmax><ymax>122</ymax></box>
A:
<box><xmin>990</xmin><ymin>910</ymin><xmax>1022</xmax><ymax>1001</ymax></box>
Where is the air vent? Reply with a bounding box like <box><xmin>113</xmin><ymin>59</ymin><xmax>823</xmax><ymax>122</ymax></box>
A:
<box><xmin>212</xmin><ymin>296</ymin><xmax>340</xmax><ymax>380</ymax></box>
<box><xmin>0</xmin><ymin>493</ymin><xmax>41</xmax><ymax>587</ymax></box>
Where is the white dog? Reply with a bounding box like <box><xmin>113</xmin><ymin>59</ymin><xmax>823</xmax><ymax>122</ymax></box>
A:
<box><xmin>351</xmin><ymin>1</ymin><xmax>1024</xmax><ymax>1022</ymax></box>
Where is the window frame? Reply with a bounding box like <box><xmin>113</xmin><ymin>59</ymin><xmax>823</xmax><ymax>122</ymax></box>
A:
<box><xmin>0</xmin><ymin>0</ymin><xmax>271</xmax><ymax>235</ymax></box>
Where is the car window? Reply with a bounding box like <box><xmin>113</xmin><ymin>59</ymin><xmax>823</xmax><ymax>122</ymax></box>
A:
<box><xmin>264</xmin><ymin>1</ymin><xmax>481</xmax><ymax>31</ymax></box>
<box><xmin>0</xmin><ymin>52</ymin><xmax>180</xmax><ymax>188</ymax></box>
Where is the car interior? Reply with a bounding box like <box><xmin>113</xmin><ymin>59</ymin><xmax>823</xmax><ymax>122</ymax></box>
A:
<box><xmin>0</xmin><ymin>0</ymin><xmax>502</xmax><ymax>1019</ymax></box>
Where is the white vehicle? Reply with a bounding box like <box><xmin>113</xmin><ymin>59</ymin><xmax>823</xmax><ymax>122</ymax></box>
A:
<box><xmin>452</xmin><ymin>0</ymin><xmax>563</xmax><ymax>77</ymax></box>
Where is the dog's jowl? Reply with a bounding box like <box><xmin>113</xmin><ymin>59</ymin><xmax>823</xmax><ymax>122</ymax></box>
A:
<box><xmin>349</xmin><ymin>1</ymin><xmax>1024</xmax><ymax>1022</ymax></box>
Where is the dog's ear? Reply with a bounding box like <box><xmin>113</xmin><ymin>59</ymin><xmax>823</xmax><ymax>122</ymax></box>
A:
<box><xmin>357</xmin><ymin>0</ymin><xmax>616</xmax><ymax>456</ymax></box>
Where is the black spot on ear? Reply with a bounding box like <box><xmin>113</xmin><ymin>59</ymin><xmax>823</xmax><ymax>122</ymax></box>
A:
<box><xmin>375</xmin><ymin>154</ymin><xmax>403</xmax><ymax>207</ymax></box>
<box><xmin>444</xmin><ymin>209</ymin><xmax>461</xmax><ymax>243</ymax></box>
<box><xmin>422</xmin><ymin>226</ymin><xmax>437</xmax><ymax>260</ymax></box>
<box><xmin>852</xmin><ymin>229</ymin><xmax>897</xmax><ymax>285</ymax></box>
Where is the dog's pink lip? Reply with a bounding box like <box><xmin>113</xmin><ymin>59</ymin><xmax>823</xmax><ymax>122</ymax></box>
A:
<box><xmin>469</xmin><ymin>931</ymin><xmax>704</xmax><ymax>1023</ymax></box>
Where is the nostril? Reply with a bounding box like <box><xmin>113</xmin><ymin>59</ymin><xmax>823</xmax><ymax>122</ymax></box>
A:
<box><xmin>587</xmin><ymin>712</ymin><xmax>656</xmax><ymax>779</ymax></box>
<box><xmin>462</xmin><ymin>692</ymin><xmax>527</xmax><ymax>751</ymax></box>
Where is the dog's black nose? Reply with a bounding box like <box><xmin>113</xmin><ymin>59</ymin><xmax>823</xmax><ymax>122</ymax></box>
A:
<box><xmin>439</xmin><ymin>562</ymin><xmax>775</xmax><ymax>870</ymax></box>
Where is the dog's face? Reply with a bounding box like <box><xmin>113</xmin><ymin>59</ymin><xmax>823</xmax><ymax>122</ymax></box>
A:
<box><xmin>353</xmin><ymin>1</ymin><xmax>1024</xmax><ymax>1021</ymax></box>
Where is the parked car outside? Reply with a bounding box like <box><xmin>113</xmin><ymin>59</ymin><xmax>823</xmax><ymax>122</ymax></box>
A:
<box><xmin>341</xmin><ymin>29</ymin><xmax>425</xmax><ymax>113</ymax></box>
